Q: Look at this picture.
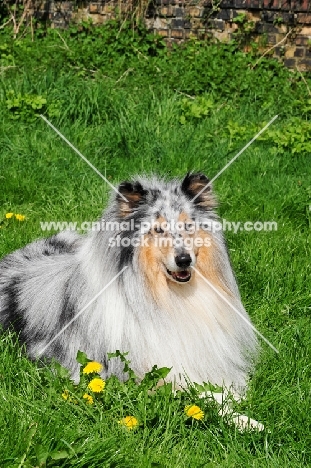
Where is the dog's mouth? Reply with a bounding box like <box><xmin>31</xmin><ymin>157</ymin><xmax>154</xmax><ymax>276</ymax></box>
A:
<box><xmin>165</xmin><ymin>268</ymin><xmax>192</xmax><ymax>283</ymax></box>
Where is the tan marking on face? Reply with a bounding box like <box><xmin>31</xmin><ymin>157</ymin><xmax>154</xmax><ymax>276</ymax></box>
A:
<box><xmin>195</xmin><ymin>230</ymin><xmax>232</xmax><ymax>296</ymax></box>
<box><xmin>177</xmin><ymin>212</ymin><xmax>190</xmax><ymax>223</ymax></box>
<box><xmin>139</xmin><ymin>214</ymin><xmax>201</xmax><ymax>296</ymax></box>
<box><xmin>175</xmin><ymin>212</ymin><xmax>196</xmax><ymax>243</ymax></box>
<box><xmin>151</xmin><ymin>215</ymin><xmax>177</xmax><ymax>259</ymax></box>
<box><xmin>140</xmin><ymin>215</ymin><xmax>170</xmax><ymax>282</ymax></box>
<box><xmin>177</xmin><ymin>212</ymin><xmax>195</xmax><ymax>230</ymax></box>
<box><xmin>138</xmin><ymin>235</ymin><xmax>169</xmax><ymax>303</ymax></box>
<box><xmin>153</xmin><ymin>215</ymin><xmax>167</xmax><ymax>231</ymax></box>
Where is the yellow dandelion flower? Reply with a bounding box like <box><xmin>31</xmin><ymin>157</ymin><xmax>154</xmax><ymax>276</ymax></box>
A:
<box><xmin>62</xmin><ymin>389</ymin><xmax>78</xmax><ymax>403</ymax></box>
<box><xmin>87</xmin><ymin>377</ymin><xmax>105</xmax><ymax>393</ymax></box>
<box><xmin>62</xmin><ymin>389</ymin><xmax>70</xmax><ymax>401</ymax></box>
<box><xmin>5</xmin><ymin>213</ymin><xmax>14</xmax><ymax>219</ymax></box>
<box><xmin>83</xmin><ymin>393</ymin><xmax>94</xmax><ymax>405</ymax></box>
<box><xmin>15</xmin><ymin>214</ymin><xmax>26</xmax><ymax>221</ymax></box>
<box><xmin>83</xmin><ymin>361</ymin><xmax>103</xmax><ymax>375</ymax></box>
<box><xmin>185</xmin><ymin>404</ymin><xmax>204</xmax><ymax>421</ymax></box>
<box><xmin>118</xmin><ymin>416</ymin><xmax>139</xmax><ymax>430</ymax></box>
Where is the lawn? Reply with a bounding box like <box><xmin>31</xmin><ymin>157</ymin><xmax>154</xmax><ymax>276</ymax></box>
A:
<box><xmin>0</xmin><ymin>20</ymin><xmax>311</xmax><ymax>467</ymax></box>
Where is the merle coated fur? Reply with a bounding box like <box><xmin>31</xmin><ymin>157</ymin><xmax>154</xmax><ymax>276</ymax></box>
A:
<box><xmin>0</xmin><ymin>173</ymin><xmax>258</xmax><ymax>392</ymax></box>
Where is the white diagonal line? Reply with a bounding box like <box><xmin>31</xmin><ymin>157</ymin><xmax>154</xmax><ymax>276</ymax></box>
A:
<box><xmin>192</xmin><ymin>115</ymin><xmax>278</xmax><ymax>202</ymax></box>
<box><xmin>39</xmin><ymin>114</ymin><xmax>128</xmax><ymax>202</ymax></box>
<box><xmin>192</xmin><ymin>266</ymin><xmax>279</xmax><ymax>353</ymax></box>
<box><xmin>37</xmin><ymin>266</ymin><xmax>128</xmax><ymax>357</ymax></box>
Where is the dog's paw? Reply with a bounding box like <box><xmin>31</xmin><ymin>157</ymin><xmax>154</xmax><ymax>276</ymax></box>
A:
<box><xmin>231</xmin><ymin>413</ymin><xmax>265</xmax><ymax>432</ymax></box>
<box><xmin>198</xmin><ymin>392</ymin><xmax>265</xmax><ymax>432</ymax></box>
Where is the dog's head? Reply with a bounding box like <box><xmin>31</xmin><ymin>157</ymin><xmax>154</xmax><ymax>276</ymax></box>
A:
<box><xmin>113</xmin><ymin>173</ymin><xmax>219</xmax><ymax>287</ymax></box>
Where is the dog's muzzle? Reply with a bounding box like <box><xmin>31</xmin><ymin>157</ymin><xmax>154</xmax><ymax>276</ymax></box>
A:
<box><xmin>165</xmin><ymin>253</ymin><xmax>192</xmax><ymax>283</ymax></box>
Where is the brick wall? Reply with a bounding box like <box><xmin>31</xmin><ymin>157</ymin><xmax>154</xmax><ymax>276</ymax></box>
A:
<box><xmin>28</xmin><ymin>0</ymin><xmax>311</xmax><ymax>70</ymax></box>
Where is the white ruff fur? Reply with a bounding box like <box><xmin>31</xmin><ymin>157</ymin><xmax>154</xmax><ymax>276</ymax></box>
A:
<box><xmin>72</xmin><ymin>235</ymin><xmax>256</xmax><ymax>395</ymax></box>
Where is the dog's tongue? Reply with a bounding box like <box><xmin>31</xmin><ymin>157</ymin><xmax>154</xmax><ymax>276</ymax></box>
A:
<box><xmin>172</xmin><ymin>270</ymin><xmax>191</xmax><ymax>281</ymax></box>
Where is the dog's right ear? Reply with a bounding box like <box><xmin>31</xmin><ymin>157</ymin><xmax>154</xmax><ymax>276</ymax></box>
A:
<box><xmin>116</xmin><ymin>181</ymin><xmax>147</xmax><ymax>217</ymax></box>
<box><xmin>181</xmin><ymin>172</ymin><xmax>217</xmax><ymax>209</ymax></box>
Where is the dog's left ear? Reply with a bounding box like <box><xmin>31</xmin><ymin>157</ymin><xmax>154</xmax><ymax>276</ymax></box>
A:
<box><xmin>116</xmin><ymin>181</ymin><xmax>148</xmax><ymax>217</ymax></box>
<box><xmin>181</xmin><ymin>172</ymin><xmax>217</xmax><ymax>209</ymax></box>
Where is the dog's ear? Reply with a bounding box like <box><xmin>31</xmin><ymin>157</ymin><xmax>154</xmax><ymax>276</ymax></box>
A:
<box><xmin>116</xmin><ymin>181</ymin><xmax>148</xmax><ymax>217</ymax></box>
<box><xmin>181</xmin><ymin>172</ymin><xmax>217</xmax><ymax>209</ymax></box>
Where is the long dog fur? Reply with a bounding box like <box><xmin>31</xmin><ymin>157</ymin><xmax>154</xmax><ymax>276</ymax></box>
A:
<box><xmin>0</xmin><ymin>173</ymin><xmax>258</xmax><ymax>397</ymax></box>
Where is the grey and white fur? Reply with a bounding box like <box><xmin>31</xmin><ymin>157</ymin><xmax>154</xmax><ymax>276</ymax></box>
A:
<box><xmin>0</xmin><ymin>173</ymin><xmax>258</xmax><ymax>400</ymax></box>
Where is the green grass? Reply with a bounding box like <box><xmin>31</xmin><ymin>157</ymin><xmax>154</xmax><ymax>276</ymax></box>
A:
<box><xmin>0</xmin><ymin>20</ymin><xmax>311</xmax><ymax>467</ymax></box>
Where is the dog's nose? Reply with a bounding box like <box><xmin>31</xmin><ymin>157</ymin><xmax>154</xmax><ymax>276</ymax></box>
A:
<box><xmin>175</xmin><ymin>253</ymin><xmax>192</xmax><ymax>268</ymax></box>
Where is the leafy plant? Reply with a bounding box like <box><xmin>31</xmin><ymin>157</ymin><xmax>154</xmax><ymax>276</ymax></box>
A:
<box><xmin>64</xmin><ymin>350</ymin><xmax>219</xmax><ymax>431</ymax></box>
<box><xmin>273</xmin><ymin>15</ymin><xmax>284</xmax><ymax>26</ymax></box>
<box><xmin>179</xmin><ymin>95</ymin><xmax>215</xmax><ymax>124</ymax></box>
<box><xmin>0</xmin><ymin>43</ymin><xmax>14</xmax><ymax>66</ymax></box>
<box><xmin>5</xmin><ymin>90</ymin><xmax>61</xmax><ymax>121</ymax></box>
<box><xmin>232</xmin><ymin>13</ymin><xmax>256</xmax><ymax>47</ymax></box>
<box><xmin>263</xmin><ymin>118</ymin><xmax>311</xmax><ymax>155</ymax></box>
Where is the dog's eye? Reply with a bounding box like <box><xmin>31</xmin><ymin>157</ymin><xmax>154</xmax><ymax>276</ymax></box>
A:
<box><xmin>185</xmin><ymin>223</ymin><xmax>195</xmax><ymax>232</ymax></box>
<box><xmin>154</xmin><ymin>226</ymin><xmax>164</xmax><ymax>234</ymax></box>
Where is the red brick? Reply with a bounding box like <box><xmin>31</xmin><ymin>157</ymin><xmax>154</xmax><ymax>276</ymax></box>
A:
<box><xmin>102</xmin><ymin>4</ymin><xmax>113</xmax><ymax>14</ymax></box>
<box><xmin>234</xmin><ymin>0</ymin><xmax>247</xmax><ymax>7</ymax></box>
<box><xmin>267</xmin><ymin>33</ymin><xmax>277</xmax><ymax>44</ymax></box>
<box><xmin>295</xmin><ymin>36</ymin><xmax>309</xmax><ymax>46</ymax></box>
<box><xmin>261</xmin><ymin>23</ymin><xmax>279</xmax><ymax>33</ymax></box>
<box><xmin>171</xmin><ymin>29</ymin><xmax>184</xmax><ymax>38</ymax></box>
<box><xmin>291</xmin><ymin>0</ymin><xmax>309</xmax><ymax>12</ymax></box>
<box><xmin>294</xmin><ymin>47</ymin><xmax>305</xmax><ymax>57</ymax></box>
<box><xmin>300</xmin><ymin>26</ymin><xmax>311</xmax><ymax>35</ymax></box>
<box><xmin>263</xmin><ymin>0</ymin><xmax>280</xmax><ymax>9</ymax></box>
<box><xmin>90</xmin><ymin>14</ymin><xmax>104</xmax><ymax>24</ymax></box>
<box><xmin>220</xmin><ymin>0</ymin><xmax>234</xmax><ymax>6</ymax></box>
<box><xmin>160</xmin><ymin>6</ymin><xmax>174</xmax><ymax>16</ymax></box>
<box><xmin>89</xmin><ymin>3</ymin><xmax>98</xmax><ymax>13</ymax></box>
<box><xmin>216</xmin><ymin>9</ymin><xmax>232</xmax><ymax>20</ymax></box>
<box><xmin>262</xmin><ymin>10</ymin><xmax>275</xmax><ymax>22</ymax></box>
<box><xmin>158</xmin><ymin>29</ymin><xmax>170</xmax><ymax>37</ymax></box>
<box><xmin>297</xmin><ymin>14</ymin><xmax>311</xmax><ymax>24</ymax></box>
<box><xmin>188</xmin><ymin>7</ymin><xmax>203</xmax><ymax>17</ymax></box>
<box><xmin>245</xmin><ymin>0</ymin><xmax>262</xmax><ymax>7</ymax></box>
<box><xmin>280</xmin><ymin>0</ymin><xmax>291</xmax><ymax>10</ymax></box>
<box><xmin>284</xmin><ymin>58</ymin><xmax>296</xmax><ymax>67</ymax></box>
<box><xmin>299</xmin><ymin>58</ymin><xmax>311</xmax><ymax>69</ymax></box>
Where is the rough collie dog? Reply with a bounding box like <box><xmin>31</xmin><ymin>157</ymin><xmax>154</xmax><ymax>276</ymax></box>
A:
<box><xmin>0</xmin><ymin>173</ymin><xmax>259</xmax><ymax>413</ymax></box>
